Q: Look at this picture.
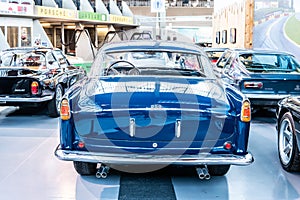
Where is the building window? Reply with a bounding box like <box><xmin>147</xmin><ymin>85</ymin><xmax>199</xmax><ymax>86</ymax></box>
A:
<box><xmin>7</xmin><ymin>26</ymin><xmax>18</xmax><ymax>47</ymax></box>
<box><xmin>230</xmin><ymin>28</ymin><xmax>236</xmax><ymax>44</ymax></box>
<box><xmin>222</xmin><ymin>30</ymin><xmax>227</xmax><ymax>44</ymax></box>
<box><xmin>21</xmin><ymin>27</ymin><xmax>31</xmax><ymax>47</ymax></box>
<box><xmin>216</xmin><ymin>31</ymin><xmax>220</xmax><ymax>44</ymax></box>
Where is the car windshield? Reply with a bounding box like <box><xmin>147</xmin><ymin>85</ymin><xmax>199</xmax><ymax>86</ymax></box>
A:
<box><xmin>239</xmin><ymin>53</ymin><xmax>300</xmax><ymax>73</ymax></box>
<box><xmin>90</xmin><ymin>50</ymin><xmax>215</xmax><ymax>78</ymax></box>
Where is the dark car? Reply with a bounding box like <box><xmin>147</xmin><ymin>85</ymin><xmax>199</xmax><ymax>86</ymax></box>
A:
<box><xmin>276</xmin><ymin>96</ymin><xmax>300</xmax><ymax>172</ymax></box>
<box><xmin>0</xmin><ymin>47</ymin><xmax>86</xmax><ymax>117</ymax></box>
<box><xmin>215</xmin><ymin>48</ymin><xmax>300</xmax><ymax>109</ymax></box>
<box><xmin>54</xmin><ymin>35</ymin><xmax>253</xmax><ymax>179</ymax></box>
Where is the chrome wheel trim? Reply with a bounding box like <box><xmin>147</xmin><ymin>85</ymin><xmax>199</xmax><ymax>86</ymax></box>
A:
<box><xmin>279</xmin><ymin>118</ymin><xmax>294</xmax><ymax>165</ymax></box>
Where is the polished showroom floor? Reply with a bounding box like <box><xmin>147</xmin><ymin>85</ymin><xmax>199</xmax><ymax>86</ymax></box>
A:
<box><xmin>0</xmin><ymin>107</ymin><xmax>299</xmax><ymax>200</ymax></box>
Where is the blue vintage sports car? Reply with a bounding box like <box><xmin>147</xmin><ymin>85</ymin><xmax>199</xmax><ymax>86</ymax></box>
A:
<box><xmin>55</xmin><ymin>34</ymin><xmax>253</xmax><ymax>179</ymax></box>
<box><xmin>215</xmin><ymin>49</ymin><xmax>300</xmax><ymax>109</ymax></box>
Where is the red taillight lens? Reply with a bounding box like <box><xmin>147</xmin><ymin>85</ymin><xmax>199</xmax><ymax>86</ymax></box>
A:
<box><xmin>224</xmin><ymin>142</ymin><xmax>232</xmax><ymax>150</ymax></box>
<box><xmin>244</xmin><ymin>81</ymin><xmax>263</xmax><ymax>89</ymax></box>
<box><xmin>241</xmin><ymin>100</ymin><xmax>251</xmax><ymax>122</ymax></box>
<box><xmin>31</xmin><ymin>81</ymin><xmax>39</xmax><ymax>95</ymax></box>
<box><xmin>78</xmin><ymin>141</ymin><xmax>85</xmax><ymax>148</ymax></box>
<box><xmin>211</xmin><ymin>59</ymin><xmax>218</xmax><ymax>64</ymax></box>
<box><xmin>60</xmin><ymin>99</ymin><xmax>70</xmax><ymax>120</ymax></box>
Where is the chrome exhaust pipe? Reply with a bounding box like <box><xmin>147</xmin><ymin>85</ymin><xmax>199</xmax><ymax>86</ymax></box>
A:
<box><xmin>196</xmin><ymin>167</ymin><xmax>205</xmax><ymax>179</ymax></box>
<box><xmin>202</xmin><ymin>167</ymin><xmax>210</xmax><ymax>180</ymax></box>
<box><xmin>96</xmin><ymin>164</ymin><xmax>110</xmax><ymax>179</ymax></box>
<box><xmin>196</xmin><ymin>166</ymin><xmax>210</xmax><ymax>180</ymax></box>
<box><xmin>96</xmin><ymin>171</ymin><xmax>102</xmax><ymax>179</ymax></box>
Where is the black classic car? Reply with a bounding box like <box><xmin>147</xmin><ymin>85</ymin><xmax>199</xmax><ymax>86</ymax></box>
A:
<box><xmin>215</xmin><ymin>48</ymin><xmax>300</xmax><ymax>109</ymax></box>
<box><xmin>54</xmin><ymin>32</ymin><xmax>254</xmax><ymax>179</ymax></box>
<box><xmin>277</xmin><ymin>96</ymin><xmax>300</xmax><ymax>172</ymax></box>
<box><xmin>0</xmin><ymin>47</ymin><xmax>86</xmax><ymax>117</ymax></box>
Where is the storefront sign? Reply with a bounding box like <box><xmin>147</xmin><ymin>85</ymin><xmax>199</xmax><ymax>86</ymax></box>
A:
<box><xmin>109</xmin><ymin>14</ymin><xmax>133</xmax><ymax>25</ymax></box>
<box><xmin>0</xmin><ymin>2</ymin><xmax>33</xmax><ymax>15</ymax></box>
<box><xmin>78</xmin><ymin>11</ymin><xmax>107</xmax><ymax>22</ymax></box>
<box><xmin>36</xmin><ymin>6</ymin><xmax>76</xmax><ymax>19</ymax></box>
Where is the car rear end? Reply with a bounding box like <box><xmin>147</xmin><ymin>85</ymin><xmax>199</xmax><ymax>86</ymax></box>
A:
<box><xmin>0</xmin><ymin>68</ymin><xmax>53</xmax><ymax>107</ymax></box>
<box><xmin>239</xmin><ymin>74</ymin><xmax>300</xmax><ymax>107</ymax></box>
<box><xmin>237</xmin><ymin>51</ymin><xmax>300</xmax><ymax>108</ymax></box>
<box><xmin>56</xmin><ymin>76</ymin><xmax>253</xmax><ymax>166</ymax></box>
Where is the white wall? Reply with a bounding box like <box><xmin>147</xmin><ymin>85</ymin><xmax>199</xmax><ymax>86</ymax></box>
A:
<box><xmin>214</xmin><ymin>0</ymin><xmax>240</xmax><ymax>12</ymax></box>
<box><xmin>295</xmin><ymin>0</ymin><xmax>300</xmax><ymax>12</ymax></box>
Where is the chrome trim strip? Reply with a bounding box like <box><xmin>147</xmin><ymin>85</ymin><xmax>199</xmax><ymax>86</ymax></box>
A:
<box><xmin>86</xmin><ymin>144</ymin><xmax>214</xmax><ymax>151</ymax></box>
<box><xmin>175</xmin><ymin>119</ymin><xmax>181</xmax><ymax>138</ymax></box>
<box><xmin>55</xmin><ymin>146</ymin><xmax>254</xmax><ymax>166</ymax></box>
<box><xmin>129</xmin><ymin>118</ymin><xmax>135</xmax><ymax>137</ymax></box>
<box><xmin>0</xmin><ymin>95</ymin><xmax>53</xmax><ymax>103</ymax></box>
<box><xmin>245</xmin><ymin>93</ymin><xmax>290</xmax><ymax>100</ymax></box>
<box><xmin>74</xmin><ymin>108</ymin><xmax>229</xmax><ymax>114</ymax></box>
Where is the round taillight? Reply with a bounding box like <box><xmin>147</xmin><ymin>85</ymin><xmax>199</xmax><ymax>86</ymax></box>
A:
<box><xmin>78</xmin><ymin>141</ymin><xmax>85</xmax><ymax>148</ymax></box>
<box><xmin>224</xmin><ymin>142</ymin><xmax>232</xmax><ymax>150</ymax></box>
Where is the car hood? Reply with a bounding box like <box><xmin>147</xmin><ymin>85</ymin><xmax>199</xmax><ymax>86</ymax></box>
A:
<box><xmin>73</xmin><ymin>76</ymin><xmax>230</xmax><ymax>112</ymax></box>
<box><xmin>240</xmin><ymin>73</ymin><xmax>300</xmax><ymax>94</ymax></box>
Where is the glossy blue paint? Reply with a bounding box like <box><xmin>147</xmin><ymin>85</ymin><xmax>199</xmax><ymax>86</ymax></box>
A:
<box><xmin>60</xmin><ymin>75</ymin><xmax>250</xmax><ymax>154</ymax></box>
<box><xmin>216</xmin><ymin>49</ymin><xmax>300</xmax><ymax>108</ymax></box>
<box><xmin>56</xmin><ymin>39</ymin><xmax>253</xmax><ymax>168</ymax></box>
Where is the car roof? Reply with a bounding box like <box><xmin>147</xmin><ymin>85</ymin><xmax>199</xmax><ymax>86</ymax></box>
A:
<box><xmin>203</xmin><ymin>47</ymin><xmax>228</xmax><ymax>52</ymax></box>
<box><xmin>101</xmin><ymin>40</ymin><xmax>204</xmax><ymax>55</ymax></box>
<box><xmin>227</xmin><ymin>48</ymin><xmax>294</xmax><ymax>56</ymax></box>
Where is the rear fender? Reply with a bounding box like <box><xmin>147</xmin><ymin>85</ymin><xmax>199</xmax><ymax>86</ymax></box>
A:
<box><xmin>59</xmin><ymin>119</ymin><xmax>75</xmax><ymax>150</ymax></box>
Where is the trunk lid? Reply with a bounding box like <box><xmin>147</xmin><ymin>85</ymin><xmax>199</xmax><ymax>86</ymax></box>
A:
<box><xmin>0</xmin><ymin>68</ymin><xmax>38</xmax><ymax>96</ymax></box>
<box><xmin>72</xmin><ymin>76</ymin><xmax>236</xmax><ymax>152</ymax></box>
<box><xmin>240</xmin><ymin>73</ymin><xmax>300</xmax><ymax>95</ymax></box>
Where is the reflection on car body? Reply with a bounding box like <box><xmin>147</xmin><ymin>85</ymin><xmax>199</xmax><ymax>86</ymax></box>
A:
<box><xmin>55</xmin><ymin>32</ymin><xmax>253</xmax><ymax>179</ymax></box>
<box><xmin>0</xmin><ymin>47</ymin><xmax>86</xmax><ymax>117</ymax></box>
<box><xmin>215</xmin><ymin>48</ymin><xmax>300</xmax><ymax>109</ymax></box>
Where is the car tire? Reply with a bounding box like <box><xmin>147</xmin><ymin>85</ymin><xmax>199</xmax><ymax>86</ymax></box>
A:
<box><xmin>278</xmin><ymin>112</ymin><xmax>300</xmax><ymax>171</ymax></box>
<box><xmin>73</xmin><ymin>161</ymin><xmax>97</xmax><ymax>175</ymax></box>
<box><xmin>207</xmin><ymin>165</ymin><xmax>230</xmax><ymax>176</ymax></box>
<box><xmin>48</xmin><ymin>84</ymin><xmax>64</xmax><ymax>118</ymax></box>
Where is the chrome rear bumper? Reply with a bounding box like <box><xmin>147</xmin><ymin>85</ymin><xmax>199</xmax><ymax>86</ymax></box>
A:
<box><xmin>55</xmin><ymin>145</ymin><xmax>254</xmax><ymax>166</ymax></box>
<box><xmin>0</xmin><ymin>95</ymin><xmax>53</xmax><ymax>103</ymax></box>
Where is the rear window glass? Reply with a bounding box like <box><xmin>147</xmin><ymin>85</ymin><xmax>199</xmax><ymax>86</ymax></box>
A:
<box><xmin>90</xmin><ymin>50</ymin><xmax>216</xmax><ymax>78</ymax></box>
<box><xmin>239</xmin><ymin>53</ymin><xmax>300</xmax><ymax>73</ymax></box>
